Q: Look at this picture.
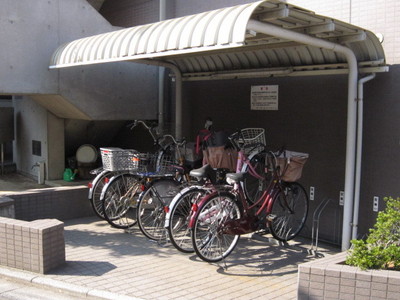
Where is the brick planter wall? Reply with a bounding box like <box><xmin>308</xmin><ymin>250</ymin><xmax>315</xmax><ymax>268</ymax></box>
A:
<box><xmin>0</xmin><ymin>217</ymin><xmax>65</xmax><ymax>273</ymax></box>
<box><xmin>0</xmin><ymin>196</ymin><xmax>15</xmax><ymax>218</ymax></box>
<box><xmin>6</xmin><ymin>186</ymin><xmax>93</xmax><ymax>221</ymax></box>
<box><xmin>298</xmin><ymin>252</ymin><xmax>400</xmax><ymax>300</ymax></box>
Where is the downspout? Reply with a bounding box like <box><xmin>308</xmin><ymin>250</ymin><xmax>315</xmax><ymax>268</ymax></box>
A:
<box><xmin>139</xmin><ymin>59</ymin><xmax>183</xmax><ymax>140</ymax></box>
<box><xmin>158</xmin><ymin>0</ymin><xmax>167</xmax><ymax>132</ymax></box>
<box><xmin>352</xmin><ymin>73</ymin><xmax>376</xmax><ymax>240</ymax></box>
<box><xmin>247</xmin><ymin>20</ymin><xmax>358</xmax><ymax>251</ymax></box>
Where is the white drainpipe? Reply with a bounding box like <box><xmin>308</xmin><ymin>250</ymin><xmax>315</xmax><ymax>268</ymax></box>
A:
<box><xmin>247</xmin><ymin>20</ymin><xmax>358</xmax><ymax>251</ymax></box>
<box><xmin>352</xmin><ymin>73</ymin><xmax>376</xmax><ymax>240</ymax></box>
<box><xmin>158</xmin><ymin>0</ymin><xmax>167</xmax><ymax>132</ymax></box>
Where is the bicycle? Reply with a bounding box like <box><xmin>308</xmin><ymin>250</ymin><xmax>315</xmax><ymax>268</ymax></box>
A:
<box><xmin>189</xmin><ymin>130</ymin><xmax>309</xmax><ymax>262</ymax></box>
<box><xmin>135</xmin><ymin>150</ymin><xmax>190</xmax><ymax>241</ymax></box>
<box><xmin>165</xmin><ymin>165</ymin><xmax>230</xmax><ymax>253</ymax></box>
<box><xmin>165</xmin><ymin>128</ymin><xmax>268</xmax><ymax>253</ymax></box>
<box><xmin>99</xmin><ymin>121</ymin><xmax>186</xmax><ymax>229</ymax></box>
<box><xmin>88</xmin><ymin>120</ymin><xmax>164</xmax><ymax>220</ymax></box>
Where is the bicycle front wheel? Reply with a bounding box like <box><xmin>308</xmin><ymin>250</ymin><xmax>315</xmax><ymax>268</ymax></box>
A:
<box><xmin>168</xmin><ymin>187</ymin><xmax>208</xmax><ymax>253</ymax></box>
<box><xmin>101</xmin><ymin>173</ymin><xmax>140</xmax><ymax>229</ymax></box>
<box><xmin>192</xmin><ymin>192</ymin><xmax>240</xmax><ymax>263</ymax></box>
<box><xmin>137</xmin><ymin>179</ymin><xmax>181</xmax><ymax>241</ymax></box>
<box><xmin>269</xmin><ymin>182</ymin><xmax>309</xmax><ymax>241</ymax></box>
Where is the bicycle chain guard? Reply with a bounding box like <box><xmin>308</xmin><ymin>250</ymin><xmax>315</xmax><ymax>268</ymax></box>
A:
<box><xmin>221</xmin><ymin>213</ymin><xmax>259</xmax><ymax>235</ymax></box>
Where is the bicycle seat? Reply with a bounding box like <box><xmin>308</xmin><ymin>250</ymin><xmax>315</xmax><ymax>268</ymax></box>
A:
<box><xmin>226</xmin><ymin>172</ymin><xmax>244</xmax><ymax>183</ymax></box>
<box><xmin>189</xmin><ymin>164</ymin><xmax>213</xmax><ymax>178</ymax></box>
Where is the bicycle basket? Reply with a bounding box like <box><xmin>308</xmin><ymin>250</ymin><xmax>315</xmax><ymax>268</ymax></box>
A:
<box><xmin>275</xmin><ymin>150</ymin><xmax>309</xmax><ymax>182</ymax></box>
<box><xmin>233</xmin><ymin>128</ymin><xmax>266</xmax><ymax>154</ymax></box>
<box><xmin>134</xmin><ymin>152</ymin><xmax>175</xmax><ymax>175</ymax></box>
<box><xmin>100</xmin><ymin>148</ymin><xmax>140</xmax><ymax>171</ymax></box>
<box><xmin>157</xmin><ymin>152</ymin><xmax>175</xmax><ymax>173</ymax></box>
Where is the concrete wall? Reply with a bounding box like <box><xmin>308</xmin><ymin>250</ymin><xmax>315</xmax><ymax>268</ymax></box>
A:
<box><xmin>100</xmin><ymin>0</ymin><xmax>160</xmax><ymax>26</ymax></box>
<box><xmin>174</xmin><ymin>0</ymin><xmax>254</xmax><ymax>17</ymax></box>
<box><xmin>13</xmin><ymin>97</ymin><xmax>48</xmax><ymax>179</ymax></box>
<box><xmin>0</xmin><ymin>0</ymin><xmax>158</xmax><ymax>120</ymax></box>
<box><xmin>1</xmin><ymin>0</ymin><xmax>160</xmax><ymax>178</ymax></box>
<box><xmin>13</xmin><ymin>96</ymin><xmax>65</xmax><ymax>180</ymax></box>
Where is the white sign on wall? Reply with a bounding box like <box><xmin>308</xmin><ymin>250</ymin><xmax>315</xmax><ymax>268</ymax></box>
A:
<box><xmin>250</xmin><ymin>85</ymin><xmax>279</xmax><ymax>110</ymax></box>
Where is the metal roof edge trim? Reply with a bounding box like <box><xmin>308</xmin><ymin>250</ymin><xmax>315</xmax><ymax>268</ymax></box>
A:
<box><xmin>49</xmin><ymin>0</ymin><xmax>387</xmax><ymax>75</ymax></box>
<box><xmin>180</xmin><ymin>64</ymin><xmax>389</xmax><ymax>81</ymax></box>
<box><xmin>49</xmin><ymin>1</ymin><xmax>265</xmax><ymax>69</ymax></box>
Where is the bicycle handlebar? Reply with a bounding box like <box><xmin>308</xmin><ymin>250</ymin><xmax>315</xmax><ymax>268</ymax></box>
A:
<box><xmin>126</xmin><ymin>120</ymin><xmax>186</xmax><ymax>152</ymax></box>
<box><xmin>228</xmin><ymin>130</ymin><xmax>243</xmax><ymax>151</ymax></box>
<box><xmin>127</xmin><ymin>120</ymin><xmax>159</xmax><ymax>142</ymax></box>
<box><xmin>161</xmin><ymin>134</ymin><xmax>186</xmax><ymax>147</ymax></box>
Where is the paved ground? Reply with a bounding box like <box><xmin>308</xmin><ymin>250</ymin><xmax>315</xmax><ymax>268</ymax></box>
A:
<box><xmin>0</xmin><ymin>216</ymin><xmax>339</xmax><ymax>300</ymax></box>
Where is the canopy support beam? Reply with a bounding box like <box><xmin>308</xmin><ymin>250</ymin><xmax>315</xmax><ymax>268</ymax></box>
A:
<box><xmin>247</xmin><ymin>20</ymin><xmax>358</xmax><ymax>251</ymax></box>
<box><xmin>138</xmin><ymin>59</ymin><xmax>183</xmax><ymax>140</ymax></box>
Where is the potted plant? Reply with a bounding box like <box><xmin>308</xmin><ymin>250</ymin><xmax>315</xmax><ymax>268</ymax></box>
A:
<box><xmin>346</xmin><ymin>196</ymin><xmax>400</xmax><ymax>270</ymax></box>
<box><xmin>298</xmin><ymin>197</ymin><xmax>400</xmax><ymax>300</ymax></box>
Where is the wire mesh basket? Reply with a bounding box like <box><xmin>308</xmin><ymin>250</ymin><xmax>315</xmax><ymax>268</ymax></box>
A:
<box><xmin>100</xmin><ymin>148</ymin><xmax>141</xmax><ymax>171</ymax></box>
<box><xmin>233</xmin><ymin>128</ymin><xmax>266</xmax><ymax>154</ymax></box>
<box><xmin>134</xmin><ymin>152</ymin><xmax>175</xmax><ymax>175</ymax></box>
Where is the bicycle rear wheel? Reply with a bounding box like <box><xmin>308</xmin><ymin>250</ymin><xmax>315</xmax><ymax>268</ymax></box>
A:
<box><xmin>102</xmin><ymin>173</ymin><xmax>140</xmax><ymax>229</ymax></box>
<box><xmin>192</xmin><ymin>192</ymin><xmax>240</xmax><ymax>262</ymax></box>
<box><xmin>137</xmin><ymin>179</ymin><xmax>181</xmax><ymax>241</ymax></box>
<box><xmin>269</xmin><ymin>182</ymin><xmax>309</xmax><ymax>241</ymax></box>
<box><xmin>168</xmin><ymin>187</ymin><xmax>208</xmax><ymax>253</ymax></box>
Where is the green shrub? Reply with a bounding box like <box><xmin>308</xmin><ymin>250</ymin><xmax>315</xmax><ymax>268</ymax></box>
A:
<box><xmin>346</xmin><ymin>196</ymin><xmax>400</xmax><ymax>270</ymax></box>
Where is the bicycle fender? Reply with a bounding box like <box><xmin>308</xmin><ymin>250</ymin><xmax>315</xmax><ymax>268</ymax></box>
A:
<box><xmin>164</xmin><ymin>185</ymin><xmax>207</xmax><ymax>228</ymax></box>
<box><xmin>99</xmin><ymin>173</ymin><xmax>124</xmax><ymax>201</ymax></box>
<box><xmin>163</xmin><ymin>185</ymin><xmax>192</xmax><ymax>228</ymax></box>
<box><xmin>88</xmin><ymin>170</ymin><xmax>110</xmax><ymax>200</ymax></box>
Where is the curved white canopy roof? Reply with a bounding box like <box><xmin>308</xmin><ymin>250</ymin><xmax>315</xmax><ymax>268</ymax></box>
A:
<box><xmin>50</xmin><ymin>0</ymin><xmax>387</xmax><ymax>79</ymax></box>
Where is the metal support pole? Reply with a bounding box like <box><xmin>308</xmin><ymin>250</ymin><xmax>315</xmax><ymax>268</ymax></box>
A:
<box><xmin>1</xmin><ymin>143</ymin><xmax>4</xmax><ymax>175</ymax></box>
<box><xmin>158</xmin><ymin>0</ymin><xmax>167</xmax><ymax>133</ymax></box>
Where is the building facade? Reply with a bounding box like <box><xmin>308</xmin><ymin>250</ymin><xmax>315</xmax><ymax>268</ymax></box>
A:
<box><xmin>0</xmin><ymin>0</ymin><xmax>399</xmax><ymax>247</ymax></box>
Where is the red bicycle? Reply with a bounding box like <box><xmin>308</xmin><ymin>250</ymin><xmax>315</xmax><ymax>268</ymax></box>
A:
<box><xmin>189</xmin><ymin>131</ymin><xmax>309</xmax><ymax>262</ymax></box>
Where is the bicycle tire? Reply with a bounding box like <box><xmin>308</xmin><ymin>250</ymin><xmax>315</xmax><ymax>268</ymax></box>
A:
<box><xmin>191</xmin><ymin>191</ymin><xmax>240</xmax><ymax>262</ymax></box>
<box><xmin>137</xmin><ymin>179</ymin><xmax>181</xmax><ymax>241</ymax></box>
<box><xmin>269</xmin><ymin>182</ymin><xmax>309</xmax><ymax>241</ymax></box>
<box><xmin>89</xmin><ymin>170</ymin><xmax>115</xmax><ymax>219</ymax></box>
<box><xmin>101</xmin><ymin>173</ymin><xmax>140</xmax><ymax>229</ymax></box>
<box><xmin>167</xmin><ymin>187</ymin><xmax>208</xmax><ymax>253</ymax></box>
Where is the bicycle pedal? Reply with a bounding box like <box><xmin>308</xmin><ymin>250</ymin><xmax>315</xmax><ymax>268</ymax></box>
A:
<box><xmin>266</xmin><ymin>214</ymin><xmax>276</xmax><ymax>221</ymax></box>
